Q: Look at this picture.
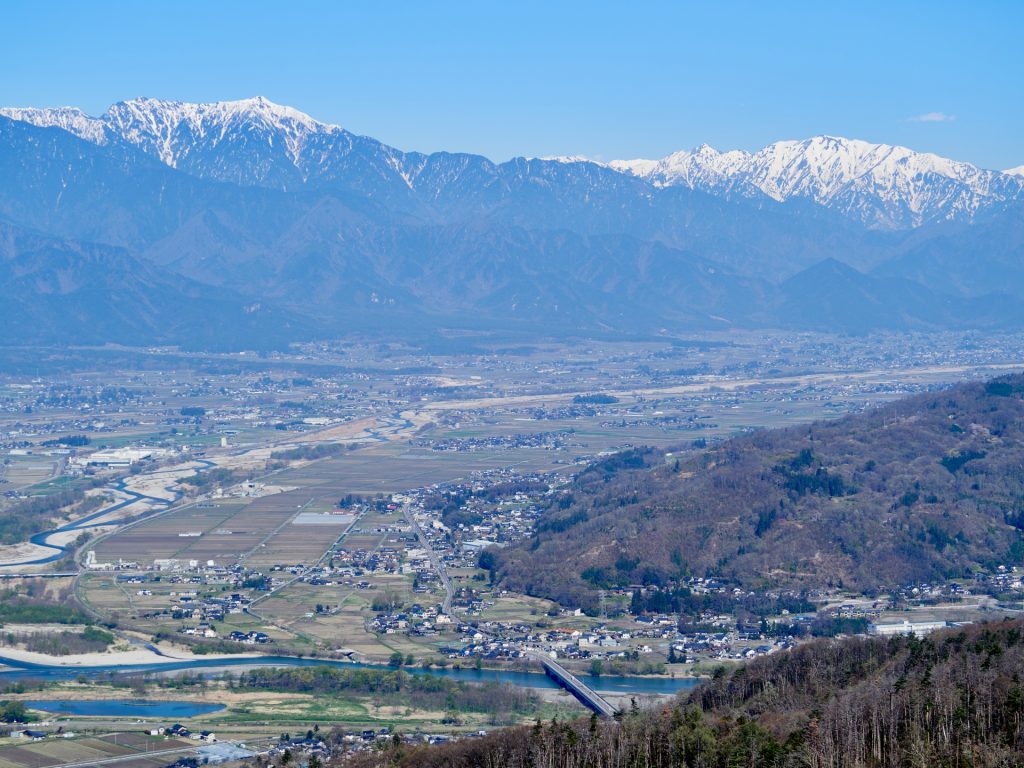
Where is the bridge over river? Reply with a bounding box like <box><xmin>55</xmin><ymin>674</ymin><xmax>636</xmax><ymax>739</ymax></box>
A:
<box><xmin>535</xmin><ymin>654</ymin><xmax>618</xmax><ymax>717</ymax></box>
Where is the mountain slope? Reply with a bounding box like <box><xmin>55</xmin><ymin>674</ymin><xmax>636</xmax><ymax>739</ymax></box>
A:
<box><xmin>6</xmin><ymin>99</ymin><xmax>1021</xmax><ymax>231</ymax></box>
<box><xmin>872</xmin><ymin>203</ymin><xmax>1024</xmax><ymax>299</ymax></box>
<box><xmin>496</xmin><ymin>374</ymin><xmax>1024</xmax><ymax>609</ymax></box>
<box><xmin>0</xmin><ymin>114</ymin><xmax>307</xmax><ymax>251</ymax></box>
<box><xmin>0</xmin><ymin>221</ymin><xmax>308</xmax><ymax>349</ymax></box>
<box><xmin>775</xmin><ymin>257</ymin><xmax>1024</xmax><ymax>332</ymax></box>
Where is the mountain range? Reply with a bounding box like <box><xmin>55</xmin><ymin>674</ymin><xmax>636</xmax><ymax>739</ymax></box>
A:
<box><xmin>1</xmin><ymin>96</ymin><xmax>1022</xmax><ymax>348</ymax></box>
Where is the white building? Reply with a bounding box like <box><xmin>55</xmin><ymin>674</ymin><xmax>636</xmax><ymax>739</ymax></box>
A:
<box><xmin>869</xmin><ymin>620</ymin><xmax>949</xmax><ymax>637</ymax></box>
<box><xmin>86</xmin><ymin>448</ymin><xmax>154</xmax><ymax>467</ymax></box>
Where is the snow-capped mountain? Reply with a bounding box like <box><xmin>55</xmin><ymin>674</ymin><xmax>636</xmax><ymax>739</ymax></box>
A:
<box><xmin>2</xmin><ymin>96</ymin><xmax>1024</xmax><ymax>346</ymax></box>
<box><xmin>102</xmin><ymin>96</ymin><xmax>372</xmax><ymax>190</ymax></box>
<box><xmin>3</xmin><ymin>98</ymin><xmax>1020</xmax><ymax>229</ymax></box>
<box><xmin>1</xmin><ymin>97</ymin><xmax>404</xmax><ymax>192</ymax></box>
<box><xmin>612</xmin><ymin>136</ymin><xmax>1024</xmax><ymax>229</ymax></box>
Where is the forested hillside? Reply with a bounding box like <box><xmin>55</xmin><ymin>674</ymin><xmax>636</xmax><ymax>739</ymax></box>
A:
<box><xmin>350</xmin><ymin>620</ymin><xmax>1024</xmax><ymax>768</ymax></box>
<box><xmin>496</xmin><ymin>374</ymin><xmax>1024</xmax><ymax>610</ymax></box>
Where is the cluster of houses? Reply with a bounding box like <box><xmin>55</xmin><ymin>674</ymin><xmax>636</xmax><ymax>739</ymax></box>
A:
<box><xmin>330</xmin><ymin>545</ymin><xmax>402</xmax><ymax>577</ymax></box>
<box><xmin>972</xmin><ymin>565</ymin><xmax>1022</xmax><ymax>594</ymax></box>
<box><xmin>369</xmin><ymin>603</ymin><xmax>452</xmax><ymax>635</ymax></box>
<box><xmin>404</xmin><ymin>470</ymin><xmax>557</xmax><ymax>556</ymax></box>
<box><xmin>410</xmin><ymin>429</ymin><xmax>578</xmax><ymax>453</ymax></box>
<box><xmin>157</xmin><ymin>723</ymin><xmax>217</xmax><ymax>742</ymax></box>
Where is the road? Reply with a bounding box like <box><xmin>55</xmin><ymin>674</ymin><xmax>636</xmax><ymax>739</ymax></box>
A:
<box><xmin>402</xmin><ymin>503</ymin><xmax>453</xmax><ymax>615</ymax></box>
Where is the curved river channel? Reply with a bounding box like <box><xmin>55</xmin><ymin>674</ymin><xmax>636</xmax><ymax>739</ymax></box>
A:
<box><xmin>1</xmin><ymin>460</ymin><xmax>215</xmax><ymax>568</ymax></box>
<box><xmin>0</xmin><ymin>654</ymin><xmax>701</xmax><ymax>696</ymax></box>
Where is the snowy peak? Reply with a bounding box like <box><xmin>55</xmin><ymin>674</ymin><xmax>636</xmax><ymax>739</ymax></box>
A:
<box><xmin>613</xmin><ymin>135</ymin><xmax>1024</xmax><ymax>228</ymax></box>
<box><xmin>103</xmin><ymin>96</ymin><xmax>337</xmax><ymax>138</ymax></box>
<box><xmin>611</xmin><ymin>143</ymin><xmax>751</xmax><ymax>189</ymax></box>
<box><xmin>537</xmin><ymin>155</ymin><xmax>604</xmax><ymax>165</ymax></box>
<box><xmin>1006</xmin><ymin>165</ymin><xmax>1024</xmax><ymax>177</ymax></box>
<box><xmin>101</xmin><ymin>96</ymin><xmax>342</xmax><ymax>169</ymax></box>
<box><xmin>0</xmin><ymin>97</ymin><xmax>350</xmax><ymax>188</ymax></box>
<box><xmin>0</xmin><ymin>105</ymin><xmax>108</xmax><ymax>143</ymax></box>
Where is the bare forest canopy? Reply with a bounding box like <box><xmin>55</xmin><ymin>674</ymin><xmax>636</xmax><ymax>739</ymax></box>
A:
<box><xmin>356</xmin><ymin>619</ymin><xmax>1024</xmax><ymax>768</ymax></box>
<box><xmin>495</xmin><ymin>374</ymin><xmax>1024</xmax><ymax>610</ymax></box>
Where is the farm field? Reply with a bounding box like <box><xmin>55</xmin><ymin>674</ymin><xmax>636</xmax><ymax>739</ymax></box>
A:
<box><xmin>247</xmin><ymin>507</ymin><xmax>441</xmax><ymax>655</ymax></box>
<box><xmin>0</xmin><ymin>734</ymin><xmax>194</xmax><ymax>768</ymax></box>
<box><xmin>1</xmin><ymin>455</ymin><xmax>61</xmax><ymax>492</ymax></box>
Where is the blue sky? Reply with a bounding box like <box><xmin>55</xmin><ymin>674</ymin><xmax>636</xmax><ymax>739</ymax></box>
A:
<box><xmin>3</xmin><ymin>1</ymin><xmax>1021</xmax><ymax>169</ymax></box>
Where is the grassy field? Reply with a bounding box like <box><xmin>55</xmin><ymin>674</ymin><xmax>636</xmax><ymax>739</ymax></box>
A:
<box><xmin>4</xmin><ymin>681</ymin><xmax>584</xmax><ymax>750</ymax></box>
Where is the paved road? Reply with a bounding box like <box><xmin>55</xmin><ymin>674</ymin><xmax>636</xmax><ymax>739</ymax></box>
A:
<box><xmin>402</xmin><ymin>503</ymin><xmax>453</xmax><ymax>614</ymax></box>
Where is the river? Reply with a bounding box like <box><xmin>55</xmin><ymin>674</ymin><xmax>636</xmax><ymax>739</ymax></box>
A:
<box><xmin>1</xmin><ymin>460</ymin><xmax>214</xmax><ymax>568</ymax></box>
<box><xmin>0</xmin><ymin>654</ymin><xmax>701</xmax><ymax>696</ymax></box>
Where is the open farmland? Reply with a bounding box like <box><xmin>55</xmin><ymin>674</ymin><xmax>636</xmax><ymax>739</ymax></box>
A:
<box><xmin>1</xmin><ymin>455</ymin><xmax>61</xmax><ymax>491</ymax></box>
<box><xmin>0</xmin><ymin>734</ymin><xmax>194</xmax><ymax>768</ymax></box>
<box><xmin>242</xmin><ymin>510</ymin><xmax>353</xmax><ymax>568</ymax></box>
<box><xmin>273</xmin><ymin>439</ymin><xmax>574</xmax><ymax>493</ymax></box>
<box><xmin>250</xmin><ymin>506</ymin><xmax>434</xmax><ymax>656</ymax></box>
<box><xmin>91</xmin><ymin>436</ymin><xmax>575</xmax><ymax>573</ymax></box>
<box><xmin>93</xmin><ymin>500</ymin><xmax>258</xmax><ymax>566</ymax></box>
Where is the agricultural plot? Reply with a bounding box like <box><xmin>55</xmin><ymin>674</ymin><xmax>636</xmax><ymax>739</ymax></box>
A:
<box><xmin>241</xmin><ymin>511</ymin><xmax>353</xmax><ymax>568</ymax></box>
<box><xmin>275</xmin><ymin>441</ymin><xmax>563</xmax><ymax>495</ymax></box>
<box><xmin>1</xmin><ymin>455</ymin><xmax>60</xmax><ymax>491</ymax></box>
<box><xmin>94</xmin><ymin>503</ymin><xmax>243</xmax><ymax>565</ymax></box>
<box><xmin>0</xmin><ymin>734</ymin><xmax>189</xmax><ymax>768</ymax></box>
<box><xmin>95</xmin><ymin>491</ymin><xmax>326</xmax><ymax>567</ymax></box>
<box><xmin>248</xmin><ymin>507</ymin><xmax>447</xmax><ymax>657</ymax></box>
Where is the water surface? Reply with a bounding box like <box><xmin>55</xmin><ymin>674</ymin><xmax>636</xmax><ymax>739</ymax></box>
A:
<box><xmin>25</xmin><ymin>698</ymin><xmax>225</xmax><ymax>718</ymax></box>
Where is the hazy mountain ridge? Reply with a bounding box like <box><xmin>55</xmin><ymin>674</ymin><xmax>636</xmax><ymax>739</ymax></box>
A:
<box><xmin>0</xmin><ymin>219</ymin><xmax>306</xmax><ymax>348</ymax></box>
<box><xmin>0</xmin><ymin>98</ymin><xmax>1022</xmax><ymax>346</ymax></box>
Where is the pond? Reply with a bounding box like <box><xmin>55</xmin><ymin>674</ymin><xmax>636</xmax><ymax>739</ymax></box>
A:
<box><xmin>24</xmin><ymin>699</ymin><xmax>225</xmax><ymax>718</ymax></box>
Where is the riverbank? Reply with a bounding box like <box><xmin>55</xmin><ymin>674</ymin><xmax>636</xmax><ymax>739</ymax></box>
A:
<box><xmin>0</xmin><ymin>644</ymin><xmax>263</xmax><ymax>668</ymax></box>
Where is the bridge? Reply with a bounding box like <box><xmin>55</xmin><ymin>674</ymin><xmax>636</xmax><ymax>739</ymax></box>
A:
<box><xmin>535</xmin><ymin>654</ymin><xmax>618</xmax><ymax>718</ymax></box>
